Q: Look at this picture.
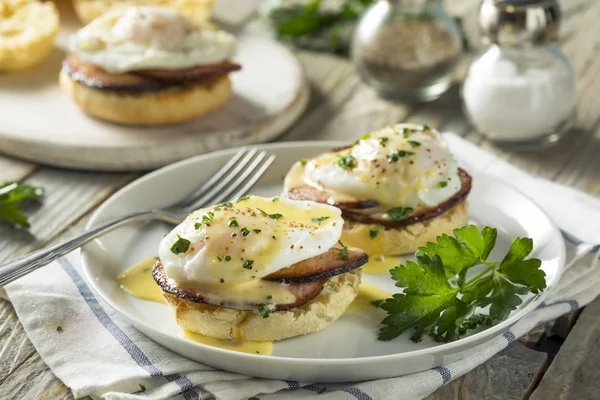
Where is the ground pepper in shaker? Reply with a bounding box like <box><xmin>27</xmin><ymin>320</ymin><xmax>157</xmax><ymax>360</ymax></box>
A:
<box><xmin>461</xmin><ymin>0</ymin><xmax>576</xmax><ymax>150</ymax></box>
<box><xmin>351</xmin><ymin>0</ymin><xmax>463</xmax><ymax>102</ymax></box>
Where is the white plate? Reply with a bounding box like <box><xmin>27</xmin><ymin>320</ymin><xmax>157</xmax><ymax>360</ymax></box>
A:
<box><xmin>0</xmin><ymin>1</ymin><xmax>308</xmax><ymax>171</ymax></box>
<box><xmin>81</xmin><ymin>141</ymin><xmax>565</xmax><ymax>382</ymax></box>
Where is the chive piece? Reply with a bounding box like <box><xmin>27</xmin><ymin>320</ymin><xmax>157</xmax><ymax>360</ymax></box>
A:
<box><xmin>338</xmin><ymin>240</ymin><xmax>349</xmax><ymax>260</ymax></box>
<box><xmin>272</xmin><ymin>197</ymin><xmax>280</xmax><ymax>202</ymax></box>
<box><xmin>170</xmin><ymin>235</ymin><xmax>191</xmax><ymax>255</ymax></box>
<box><xmin>386</xmin><ymin>207</ymin><xmax>413</xmax><ymax>221</ymax></box>
<box><xmin>217</xmin><ymin>256</ymin><xmax>222</xmax><ymax>262</ymax></box>
<box><xmin>243</xmin><ymin>260</ymin><xmax>254</xmax><ymax>269</ymax></box>
<box><xmin>377</xmin><ymin>137</ymin><xmax>389</xmax><ymax>146</ymax></box>
<box><xmin>311</xmin><ymin>216</ymin><xmax>330</xmax><ymax>224</ymax></box>
<box><xmin>253</xmin><ymin>229</ymin><xmax>262</xmax><ymax>234</ymax></box>
<box><xmin>438</xmin><ymin>181</ymin><xmax>448</xmax><ymax>188</ymax></box>
<box><xmin>387</xmin><ymin>150</ymin><xmax>415</xmax><ymax>163</ymax></box>
<box><xmin>225</xmin><ymin>255</ymin><xmax>231</xmax><ymax>261</ymax></box>
<box><xmin>220</xmin><ymin>278</ymin><xmax>225</xmax><ymax>283</ymax></box>
<box><xmin>421</xmin><ymin>124</ymin><xmax>431</xmax><ymax>131</ymax></box>
<box><xmin>228</xmin><ymin>219</ymin><xmax>239</xmax><ymax>227</ymax></box>
<box><xmin>369</xmin><ymin>228</ymin><xmax>379</xmax><ymax>239</ymax></box>
<box><xmin>408</xmin><ymin>140</ymin><xmax>421</xmax><ymax>148</ymax></box>
<box><xmin>236</xmin><ymin>195</ymin><xmax>250</xmax><ymax>203</ymax></box>
<box><xmin>241</xmin><ymin>226</ymin><xmax>251</xmax><ymax>236</ymax></box>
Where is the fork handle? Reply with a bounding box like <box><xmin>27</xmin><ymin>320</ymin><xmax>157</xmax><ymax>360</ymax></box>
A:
<box><xmin>0</xmin><ymin>211</ymin><xmax>155</xmax><ymax>287</ymax></box>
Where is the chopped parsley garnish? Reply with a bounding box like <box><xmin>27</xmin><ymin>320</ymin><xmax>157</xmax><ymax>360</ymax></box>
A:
<box><xmin>272</xmin><ymin>197</ymin><xmax>280</xmax><ymax>202</ymax></box>
<box><xmin>214</xmin><ymin>201</ymin><xmax>233</xmax><ymax>210</ymax></box>
<box><xmin>253</xmin><ymin>229</ymin><xmax>262</xmax><ymax>234</ymax></box>
<box><xmin>257</xmin><ymin>208</ymin><xmax>283</xmax><ymax>219</ymax></box>
<box><xmin>202</xmin><ymin>212</ymin><xmax>215</xmax><ymax>224</ymax></box>
<box><xmin>257</xmin><ymin>301</ymin><xmax>275</xmax><ymax>318</ymax></box>
<box><xmin>299</xmin><ymin>159</ymin><xmax>308</xmax><ymax>166</ymax></box>
<box><xmin>311</xmin><ymin>216</ymin><xmax>330</xmax><ymax>224</ymax></box>
<box><xmin>377</xmin><ymin>225</ymin><xmax>546</xmax><ymax>343</ymax></box>
<box><xmin>136</xmin><ymin>384</ymin><xmax>146</xmax><ymax>393</ymax></box>
<box><xmin>386</xmin><ymin>207</ymin><xmax>413</xmax><ymax>221</ymax></box>
<box><xmin>421</xmin><ymin>124</ymin><xmax>431</xmax><ymax>131</ymax></box>
<box><xmin>243</xmin><ymin>260</ymin><xmax>254</xmax><ymax>269</ymax></box>
<box><xmin>370</xmin><ymin>299</ymin><xmax>384</xmax><ymax>308</ymax></box>
<box><xmin>237</xmin><ymin>195</ymin><xmax>250</xmax><ymax>203</ymax></box>
<box><xmin>387</xmin><ymin>150</ymin><xmax>415</xmax><ymax>163</ymax></box>
<box><xmin>336</xmin><ymin>154</ymin><xmax>357</xmax><ymax>170</ymax></box>
<box><xmin>170</xmin><ymin>235</ymin><xmax>191</xmax><ymax>255</ymax></box>
<box><xmin>241</xmin><ymin>226</ymin><xmax>251</xmax><ymax>236</ymax></box>
<box><xmin>377</xmin><ymin>137</ymin><xmax>389</xmax><ymax>146</ymax></box>
<box><xmin>56</xmin><ymin>326</ymin><xmax>63</xmax><ymax>332</ymax></box>
<box><xmin>229</xmin><ymin>219</ymin><xmax>239</xmax><ymax>227</ymax></box>
<box><xmin>354</xmin><ymin>133</ymin><xmax>371</xmax><ymax>145</ymax></box>
<box><xmin>217</xmin><ymin>256</ymin><xmax>222</xmax><ymax>262</ymax></box>
<box><xmin>220</xmin><ymin>278</ymin><xmax>225</xmax><ymax>283</ymax></box>
<box><xmin>408</xmin><ymin>140</ymin><xmax>421</xmax><ymax>147</ymax></box>
<box><xmin>194</xmin><ymin>222</ymin><xmax>202</xmax><ymax>230</ymax></box>
<box><xmin>369</xmin><ymin>228</ymin><xmax>379</xmax><ymax>239</ymax></box>
<box><xmin>225</xmin><ymin>255</ymin><xmax>231</xmax><ymax>261</ymax></box>
<box><xmin>438</xmin><ymin>181</ymin><xmax>448</xmax><ymax>188</ymax></box>
<box><xmin>338</xmin><ymin>240</ymin><xmax>349</xmax><ymax>260</ymax></box>
<box><xmin>266</xmin><ymin>295</ymin><xmax>273</xmax><ymax>300</ymax></box>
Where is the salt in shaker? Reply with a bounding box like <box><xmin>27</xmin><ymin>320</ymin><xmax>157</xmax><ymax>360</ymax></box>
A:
<box><xmin>461</xmin><ymin>0</ymin><xmax>576</xmax><ymax>150</ymax></box>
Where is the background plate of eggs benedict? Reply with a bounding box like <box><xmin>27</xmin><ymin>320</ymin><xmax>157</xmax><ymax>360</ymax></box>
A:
<box><xmin>81</xmin><ymin>127</ymin><xmax>565</xmax><ymax>382</ymax></box>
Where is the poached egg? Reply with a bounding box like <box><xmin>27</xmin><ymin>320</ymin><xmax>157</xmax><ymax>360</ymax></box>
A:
<box><xmin>284</xmin><ymin>124</ymin><xmax>462</xmax><ymax>213</ymax></box>
<box><xmin>70</xmin><ymin>6</ymin><xmax>236</xmax><ymax>73</ymax></box>
<box><xmin>159</xmin><ymin>196</ymin><xmax>343</xmax><ymax>285</ymax></box>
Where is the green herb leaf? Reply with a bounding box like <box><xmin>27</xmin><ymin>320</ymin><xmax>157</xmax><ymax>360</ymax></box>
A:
<box><xmin>0</xmin><ymin>181</ymin><xmax>43</xmax><ymax>228</ymax></box>
<box><xmin>170</xmin><ymin>235</ymin><xmax>191</xmax><ymax>255</ymax></box>
<box><xmin>256</xmin><ymin>208</ymin><xmax>283</xmax><ymax>220</ymax></box>
<box><xmin>237</xmin><ymin>195</ymin><xmax>250</xmax><ymax>203</ymax></box>
<box><xmin>299</xmin><ymin>159</ymin><xmax>308</xmax><ymax>166</ymax></box>
<box><xmin>377</xmin><ymin>225</ymin><xmax>545</xmax><ymax>343</ymax></box>
<box><xmin>369</xmin><ymin>228</ymin><xmax>379</xmax><ymax>239</ymax></box>
<box><xmin>137</xmin><ymin>383</ymin><xmax>146</xmax><ymax>393</ymax></box>
<box><xmin>225</xmin><ymin>255</ymin><xmax>231</xmax><ymax>261</ymax></box>
<box><xmin>338</xmin><ymin>240</ymin><xmax>349</xmax><ymax>260</ymax></box>
<box><xmin>311</xmin><ymin>216</ymin><xmax>330</xmax><ymax>224</ymax></box>
<box><xmin>408</xmin><ymin>140</ymin><xmax>421</xmax><ymax>147</ymax></box>
<box><xmin>370</xmin><ymin>299</ymin><xmax>384</xmax><ymax>308</ymax></box>
<box><xmin>385</xmin><ymin>207</ymin><xmax>413</xmax><ymax>221</ymax></box>
<box><xmin>253</xmin><ymin>229</ymin><xmax>262</xmax><ymax>234</ymax></box>
<box><xmin>437</xmin><ymin>181</ymin><xmax>448</xmax><ymax>188</ymax></box>
<box><xmin>387</xmin><ymin>150</ymin><xmax>415</xmax><ymax>163</ymax></box>
<box><xmin>378</xmin><ymin>137</ymin><xmax>389</xmax><ymax>146</ymax></box>
<box><xmin>243</xmin><ymin>260</ymin><xmax>254</xmax><ymax>269</ymax></box>
<box><xmin>257</xmin><ymin>300</ymin><xmax>275</xmax><ymax>318</ymax></box>
<box><xmin>272</xmin><ymin>197</ymin><xmax>280</xmax><ymax>202</ymax></box>
<box><xmin>241</xmin><ymin>226</ymin><xmax>251</xmax><ymax>236</ymax></box>
<box><xmin>202</xmin><ymin>212</ymin><xmax>215</xmax><ymax>224</ymax></box>
<box><xmin>229</xmin><ymin>219</ymin><xmax>239</xmax><ymax>227</ymax></box>
<box><xmin>336</xmin><ymin>153</ymin><xmax>357</xmax><ymax>170</ymax></box>
<box><xmin>220</xmin><ymin>278</ymin><xmax>225</xmax><ymax>283</ymax></box>
<box><xmin>194</xmin><ymin>222</ymin><xmax>202</xmax><ymax>230</ymax></box>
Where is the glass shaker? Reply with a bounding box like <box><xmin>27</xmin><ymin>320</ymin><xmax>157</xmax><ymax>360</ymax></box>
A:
<box><xmin>461</xmin><ymin>0</ymin><xmax>576</xmax><ymax>150</ymax></box>
<box><xmin>351</xmin><ymin>0</ymin><xmax>464</xmax><ymax>102</ymax></box>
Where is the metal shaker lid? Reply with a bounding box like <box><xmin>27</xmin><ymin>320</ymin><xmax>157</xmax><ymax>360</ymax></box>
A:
<box><xmin>478</xmin><ymin>0</ymin><xmax>560</xmax><ymax>47</ymax></box>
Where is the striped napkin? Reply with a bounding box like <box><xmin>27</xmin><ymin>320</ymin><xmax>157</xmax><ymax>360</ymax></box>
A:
<box><xmin>5</xmin><ymin>134</ymin><xmax>600</xmax><ymax>400</ymax></box>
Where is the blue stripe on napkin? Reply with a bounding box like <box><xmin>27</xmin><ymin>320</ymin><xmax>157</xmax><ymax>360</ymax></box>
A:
<box><xmin>59</xmin><ymin>258</ymin><xmax>199</xmax><ymax>400</ymax></box>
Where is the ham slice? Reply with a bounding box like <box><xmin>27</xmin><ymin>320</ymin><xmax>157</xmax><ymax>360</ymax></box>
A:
<box><xmin>264</xmin><ymin>246</ymin><xmax>367</xmax><ymax>283</ymax></box>
<box><xmin>287</xmin><ymin>168</ymin><xmax>472</xmax><ymax>227</ymax></box>
<box><xmin>153</xmin><ymin>260</ymin><xmax>326</xmax><ymax>312</ymax></box>
<box><xmin>133</xmin><ymin>62</ymin><xmax>241</xmax><ymax>82</ymax></box>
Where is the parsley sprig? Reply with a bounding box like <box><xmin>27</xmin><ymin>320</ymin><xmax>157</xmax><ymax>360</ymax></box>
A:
<box><xmin>0</xmin><ymin>181</ymin><xmax>43</xmax><ymax>228</ymax></box>
<box><xmin>377</xmin><ymin>225</ymin><xmax>546</xmax><ymax>343</ymax></box>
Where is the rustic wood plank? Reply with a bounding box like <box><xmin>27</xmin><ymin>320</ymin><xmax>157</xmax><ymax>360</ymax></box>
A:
<box><xmin>530</xmin><ymin>296</ymin><xmax>600</xmax><ymax>400</ymax></box>
<box><xmin>425</xmin><ymin>343</ymin><xmax>547</xmax><ymax>400</ymax></box>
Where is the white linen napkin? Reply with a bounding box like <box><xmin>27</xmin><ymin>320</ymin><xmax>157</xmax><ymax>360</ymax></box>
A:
<box><xmin>6</xmin><ymin>134</ymin><xmax>600</xmax><ymax>400</ymax></box>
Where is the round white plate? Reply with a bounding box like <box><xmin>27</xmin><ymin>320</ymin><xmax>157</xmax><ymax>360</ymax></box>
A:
<box><xmin>0</xmin><ymin>2</ymin><xmax>308</xmax><ymax>171</ymax></box>
<box><xmin>81</xmin><ymin>141</ymin><xmax>565</xmax><ymax>382</ymax></box>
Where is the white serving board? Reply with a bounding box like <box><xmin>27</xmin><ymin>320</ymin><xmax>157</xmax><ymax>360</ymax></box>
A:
<box><xmin>0</xmin><ymin>2</ymin><xmax>308</xmax><ymax>171</ymax></box>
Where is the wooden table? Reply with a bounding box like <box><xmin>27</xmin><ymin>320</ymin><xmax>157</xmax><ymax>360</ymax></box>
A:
<box><xmin>1</xmin><ymin>0</ymin><xmax>599</xmax><ymax>398</ymax></box>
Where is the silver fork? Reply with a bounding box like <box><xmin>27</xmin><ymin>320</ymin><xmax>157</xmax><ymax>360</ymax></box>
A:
<box><xmin>0</xmin><ymin>148</ymin><xmax>275</xmax><ymax>287</ymax></box>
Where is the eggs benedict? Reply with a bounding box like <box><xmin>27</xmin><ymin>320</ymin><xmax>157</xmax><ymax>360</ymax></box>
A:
<box><xmin>154</xmin><ymin>195</ymin><xmax>368</xmax><ymax>342</ymax></box>
<box><xmin>283</xmin><ymin>124</ymin><xmax>472</xmax><ymax>255</ymax></box>
<box><xmin>60</xmin><ymin>6</ymin><xmax>240</xmax><ymax>125</ymax></box>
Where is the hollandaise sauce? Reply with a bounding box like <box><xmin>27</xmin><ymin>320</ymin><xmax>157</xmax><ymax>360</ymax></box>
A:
<box><xmin>362</xmin><ymin>255</ymin><xmax>404</xmax><ymax>275</ymax></box>
<box><xmin>346</xmin><ymin>281</ymin><xmax>391</xmax><ymax>313</ymax></box>
<box><xmin>180</xmin><ymin>330</ymin><xmax>273</xmax><ymax>355</ymax></box>
<box><xmin>117</xmin><ymin>257</ymin><xmax>165</xmax><ymax>304</ymax></box>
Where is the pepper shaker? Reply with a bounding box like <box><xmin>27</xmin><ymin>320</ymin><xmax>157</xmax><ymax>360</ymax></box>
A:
<box><xmin>461</xmin><ymin>0</ymin><xmax>576</xmax><ymax>150</ymax></box>
<box><xmin>351</xmin><ymin>0</ymin><xmax>464</xmax><ymax>102</ymax></box>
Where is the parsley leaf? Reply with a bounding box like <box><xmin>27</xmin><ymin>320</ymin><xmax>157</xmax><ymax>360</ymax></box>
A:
<box><xmin>257</xmin><ymin>208</ymin><xmax>283</xmax><ymax>219</ymax></box>
<box><xmin>385</xmin><ymin>207</ymin><xmax>413</xmax><ymax>221</ymax></box>
<box><xmin>336</xmin><ymin>154</ymin><xmax>357</xmax><ymax>170</ymax></box>
<box><xmin>0</xmin><ymin>181</ymin><xmax>43</xmax><ymax>228</ymax></box>
<box><xmin>237</xmin><ymin>195</ymin><xmax>250</xmax><ymax>203</ymax></box>
<box><xmin>311</xmin><ymin>216</ymin><xmax>330</xmax><ymax>224</ymax></box>
<box><xmin>377</xmin><ymin>225</ymin><xmax>546</xmax><ymax>343</ymax></box>
<box><xmin>387</xmin><ymin>150</ymin><xmax>415</xmax><ymax>163</ymax></box>
<box><xmin>202</xmin><ymin>212</ymin><xmax>215</xmax><ymax>224</ymax></box>
<box><xmin>408</xmin><ymin>140</ymin><xmax>421</xmax><ymax>147</ymax></box>
<box><xmin>369</xmin><ymin>228</ymin><xmax>379</xmax><ymax>239</ymax></box>
<box><xmin>243</xmin><ymin>260</ymin><xmax>254</xmax><ymax>269</ymax></box>
<box><xmin>194</xmin><ymin>222</ymin><xmax>202</xmax><ymax>230</ymax></box>
<box><xmin>170</xmin><ymin>235</ymin><xmax>191</xmax><ymax>255</ymax></box>
<box><xmin>437</xmin><ymin>181</ymin><xmax>448</xmax><ymax>188</ymax></box>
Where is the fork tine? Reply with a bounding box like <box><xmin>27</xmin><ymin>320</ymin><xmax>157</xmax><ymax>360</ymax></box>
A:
<box><xmin>175</xmin><ymin>148</ymin><xmax>258</xmax><ymax>210</ymax></box>
<box><xmin>189</xmin><ymin>151</ymin><xmax>267</xmax><ymax>209</ymax></box>
<box><xmin>171</xmin><ymin>148</ymin><xmax>249</xmax><ymax>209</ymax></box>
<box><xmin>228</xmin><ymin>154</ymin><xmax>276</xmax><ymax>200</ymax></box>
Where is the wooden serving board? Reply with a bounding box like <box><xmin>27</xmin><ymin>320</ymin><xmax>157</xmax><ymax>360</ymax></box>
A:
<box><xmin>0</xmin><ymin>2</ymin><xmax>309</xmax><ymax>171</ymax></box>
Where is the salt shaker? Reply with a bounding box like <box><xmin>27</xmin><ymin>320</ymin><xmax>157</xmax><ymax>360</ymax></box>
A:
<box><xmin>351</xmin><ymin>0</ymin><xmax>464</xmax><ymax>102</ymax></box>
<box><xmin>462</xmin><ymin>0</ymin><xmax>576</xmax><ymax>150</ymax></box>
